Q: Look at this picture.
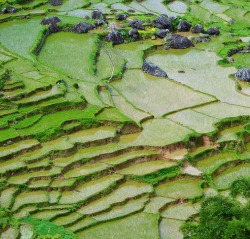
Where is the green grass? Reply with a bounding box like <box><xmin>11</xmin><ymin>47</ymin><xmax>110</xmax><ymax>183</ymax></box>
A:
<box><xmin>0</xmin><ymin>18</ymin><xmax>44</xmax><ymax>59</ymax></box>
<box><xmin>113</xmin><ymin>69</ymin><xmax>215</xmax><ymax>117</ymax></box>
<box><xmin>77</xmin><ymin>212</ymin><xmax>160</xmax><ymax>239</ymax></box>
<box><xmin>0</xmin><ymin>128</ymin><xmax>19</xmax><ymax>143</ymax></box>
<box><xmin>38</xmin><ymin>32</ymin><xmax>100</xmax><ymax>81</ymax></box>
<box><xmin>96</xmin><ymin>107</ymin><xmax>131</xmax><ymax>122</ymax></box>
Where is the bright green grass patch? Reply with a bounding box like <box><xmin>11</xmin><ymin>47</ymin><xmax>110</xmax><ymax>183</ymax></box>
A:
<box><xmin>118</xmin><ymin>160</ymin><xmax>176</xmax><ymax>176</ymax></box>
<box><xmin>93</xmin><ymin>196</ymin><xmax>149</xmax><ymax>221</ymax></box>
<box><xmin>112</xmin><ymin>69</ymin><xmax>215</xmax><ymax>117</ymax></box>
<box><xmin>77</xmin><ymin>212</ymin><xmax>159</xmax><ymax>239</ymax></box>
<box><xmin>59</xmin><ymin>174</ymin><xmax>123</xmax><ymax>204</ymax></box>
<box><xmin>23</xmin><ymin>217</ymin><xmax>78</xmax><ymax>239</ymax></box>
<box><xmin>13</xmin><ymin>114</ymin><xmax>42</xmax><ymax>129</ymax></box>
<box><xmin>78</xmin><ymin>181</ymin><xmax>153</xmax><ymax>215</ymax></box>
<box><xmin>17</xmin><ymin>105</ymin><xmax>100</xmax><ymax>138</ymax></box>
<box><xmin>68</xmin><ymin>126</ymin><xmax>117</xmax><ymax>144</ymax></box>
<box><xmin>27</xmin><ymin>158</ymin><xmax>50</xmax><ymax>169</ymax></box>
<box><xmin>167</xmin><ymin>109</ymin><xmax>218</xmax><ymax>134</ymax></box>
<box><xmin>233</xmin><ymin>53</ymin><xmax>250</xmax><ymax>69</ymax></box>
<box><xmin>159</xmin><ymin>218</ymin><xmax>184</xmax><ymax>239</ymax></box>
<box><xmin>38</xmin><ymin>32</ymin><xmax>99</xmax><ymax>81</ymax></box>
<box><xmin>144</xmin><ymin>196</ymin><xmax>175</xmax><ymax>214</ymax></box>
<box><xmin>155</xmin><ymin>179</ymin><xmax>203</xmax><ymax>199</ymax></box>
<box><xmin>0</xmin><ymin>139</ymin><xmax>39</xmax><ymax>158</ymax></box>
<box><xmin>0</xmin><ymin>18</ymin><xmax>44</xmax><ymax>59</ymax></box>
<box><xmin>96</xmin><ymin>107</ymin><xmax>131</xmax><ymax>122</ymax></box>
<box><xmin>101</xmin><ymin>149</ymin><xmax>159</xmax><ymax>166</ymax></box>
<box><xmin>0</xmin><ymin>128</ymin><xmax>19</xmax><ymax>143</ymax></box>
<box><xmin>161</xmin><ymin>203</ymin><xmax>200</xmax><ymax>220</ymax></box>
<box><xmin>196</xmin><ymin>152</ymin><xmax>239</xmax><ymax>174</ymax></box>
<box><xmin>217</xmin><ymin>125</ymin><xmax>243</xmax><ymax>143</ymax></box>
<box><xmin>12</xmin><ymin>191</ymin><xmax>48</xmax><ymax>211</ymax></box>
<box><xmin>64</xmin><ymin>162</ymin><xmax>111</xmax><ymax>178</ymax></box>
<box><xmin>213</xmin><ymin>163</ymin><xmax>250</xmax><ymax>189</ymax></box>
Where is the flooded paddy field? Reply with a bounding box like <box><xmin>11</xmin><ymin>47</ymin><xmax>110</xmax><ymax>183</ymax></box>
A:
<box><xmin>0</xmin><ymin>0</ymin><xmax>249</xmax><ymax>238</ymax></box>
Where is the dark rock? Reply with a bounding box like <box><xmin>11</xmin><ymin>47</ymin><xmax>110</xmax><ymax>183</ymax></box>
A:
<box><xmin>72</xmin><ymin>22</ymin><xmax>94</xmax><ymax>33</ymax></box>
<box><xmin>146</xmin><ymin>18</ymin><xmax>151</xmax><ymax>23</ymax></box>
<box><xmin>105</xmin><ymin>30</ymin><xmax>124</xmax><ymax>45</ymax></box>
<box><xmin>202</xmin><ymin>38</ymin><xmax>210</xmax><ymax>42</ymax></box>
<box><xmin>94</xmin><ymin>19</ymin><xmax>105</xmax><ymax>26</ymax></box>
<box><xmin>156</xmin><ymin>29</ymin><xmax>170</xmax><ymax>38</ymax></box>
<box><xmin>177</xmin><ymin>19</ymin><xmax>191</xmax><ymax>32</ymax></box>
<box><xmin>166</xmin><ymin>34</ymin><xmax>194</xmax><ymax>49</ymax></box>
<box><xmin>110</xmin><ymin>9</ymin><xmax>118</xmax><ymax>13</ymax></box>
<box><xmin>152</xmin><ymin>14</ymin><xmax>172</xmax><ymax>30</ymax></box>
<box><xmin>128</xmin><ymin>19</ymin><xmax>145</xmax><ymax>30</ymax></box>
<box><xmin>84</xmin><ymin>15</ymin><xmax>90</xmax><ymax>20</ymax></box>
<box><xmin>146</xmin><ymin>12</ymin><xmax>155</xmax><ymax>16</ymax></box>
<box><xmin>142</xmin><ymin>61</ymin><xmax>168</xmax><ymax>77</ymax></box>
<box><xmin>178</xmin><ymin>70</ymin><xmax>185</xmax><ymax>73</ymax></box>
<box><xmin>2</xmin><ymin>7</ymin><xmax>17</xmax><ymax>14</ymax></box>
<box><xmin>191</xmin><ymin>24</ymin><xmax>204</xmax><ymax>33</ymax></box>
<box><xmin>207</xmin><ymin>27</ymin><xmax>220</xmax><ymax>35</ymax></box>
<box><xmin>129</xmin><ymin>28</ymin><xmax>140</xmax><ymax>40</ymax></box>
<box><xmin>236</xmin><ymin>68</ymin><xmax>250</xmax><ymax>82</ymax></box>
<box><xmin>91</xmin><ymin>9</ymin><xmax>106</xmax><ymax>20</ymax></box>
<box><xmin>127</xmin><ymin>9</ymin><xmax>135</xmax><ymax>13</ymax></box>
<box><xmin>116</xmin><ymin>14</ymin><xmax>128</xmax><ymax>21</ymax></box>
<box><xmin>49</xmin><ymin>0</ymin><xmax>62</xmax><ymax>6</ymax></box>
<box><xmin>195</xmin><ymin>37</ymin><xmax>202</xmax><ymax>43</ymax></box>
<box><xmin>41</xmin><ymin>16</ymin><xmax>61</xmax><ymax>25</ymax></box>
<box><xmin>41</xmin><ymin>16</ymin><xmax>61</xmax><ymax>33</ymax></box>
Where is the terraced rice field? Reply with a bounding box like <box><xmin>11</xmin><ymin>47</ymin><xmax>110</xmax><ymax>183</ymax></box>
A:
<box><xmin>0</xmin><ymin>0</ymin><xmax>249</xmax><ymax>238</ymax></box>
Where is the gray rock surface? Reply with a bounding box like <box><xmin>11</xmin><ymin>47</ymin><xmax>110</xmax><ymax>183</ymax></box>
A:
<box><xmin>91</xmin><ymin>9</ymin><xmax>106</xmax><ymax>20</ymax></box>
<box><xmin>166</xmin><ymin>34</ymin><xmax>194</xmax><ymax>49</ymax></box>
<box><xmin>142</xmin><ymin>61</ymin><xmax>168</xmax><ymax>77</ymax></box>
<box><xmin>207</xmin><ymin>27</ymin><xmax>220</xmax><ymax>35</ymax></box>
<box><xmin>128</xmin><ymin>19</ymin><xmax>145</xmax><ymax>30</ymax></box>
<box><xmin>191</xmin><ymin>24</ymin><xmax>204</xmax><ymax>33</ymax></box>
<box><xmin>152</xmin><ymin>14</ymin><xmax>172</xmax><ymax>30</ymax></box>
<box><xmin>105</xmin><ymin>30</ymin><xmax>124</xmax><ymax>45</ymax></box>
<box><xmin>129</xmin><ymin>28</ymin><xmax>140</xmax><ymax>40</ymax></box>
<box><xmin>72</xmin><ymin>22</ymin><xmax>94</xmax><ymax>33</ymax></box>
<box><xmin>156</xmin><ymin>29</ymin><xmax>170</xmax><ymax>38</ymax></box>
<box><xmin>236</xmin><ymin>68</ymin><xmax>250</xmax><ymax>82</ymax></box>
<box><xmin>177</xmin><ymin>19</ymin><xmax>191</xmax><ymax>32</ymax></box>
<box><xmin>49</xmin><ymin>0</ymin><xmax>62</xmax><ymax>6</ymax></box>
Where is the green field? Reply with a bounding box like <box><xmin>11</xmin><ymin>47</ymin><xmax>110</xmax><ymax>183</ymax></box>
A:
<box><xmin>0</xmin><ymin>0</ymin><xmax>250</xmax><ymax>238</ymax></box>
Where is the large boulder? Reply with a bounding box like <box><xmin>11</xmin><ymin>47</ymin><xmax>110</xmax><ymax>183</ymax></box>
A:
<box><xmin>156</xmin><ymin>29</ymin><xmax>170</xmax><ymax>38</ymax></box>
<box><xmin>152</xmin><ymin>14</ymin><xmax>172</xmax><ymax>30</ymax></box>
<box><xmin>91</xmin><ymin>9</ymin><xmax>106</xmax><ymax>20</ymax></box>
<box><xmin>236</xmin><ymin>68</ymin><xmax>250</xmax><ymax>82</ymax></box>
<box><xmin>41</xmin><ymin>16</ymin><xmax>61</xmax><ymax>25</ymax></box>
<box><xmin>207</xmin><ymin>27</ymin><xmax>220</xmax><ymax>35</ymax></box>
<box><xmin>128</xmin><ymin>19</ymin><xmax>145</xmax><ymax>30</ymax></box>
<box><xmin>177</xmin><ymin>19</ymin><xmax>191</xmax><ymax>32</ymax></box>
<box><xmin>49</xmin><ymin>0</ymin><xmax>62</xmax><ymax>6</ymax></box>
<box><xmin>166</xmin><ymin>34</ymin><xmax>194</xmax><ymax>49</ymax></box>
<box><xmin>105</xmin><ymin>30</ymin><xmax>124</xmax><ymax>45</ymax></box>
<box><xmin>72</xmin><ymin>22</ymin><xmax>94</xmax><ymax>33</ymax></box>
<box><xmin>116</xmin><ymin>14</ymin><xmax>128</xmax><ymax>21</ymax></box>
<box><xmin>191</xmin><ymin>24</ymin><xmax>204</xmax><ymax>33</ymax></box>
<box><xmin>129</xmin><ymin>28</ymin><xmax>140</xmax><ymax>40</ymax></box>
<box><xmin>41</xmin><ymin>16</ymin><xmax>61</xmax><ymax>33</ymax></box>
<box><xmin>1</xmin><ymin>7</ymin><xmax>17</xmax><ymax>14</ymax></box>
<box><xmin>142</xmin><ymin>61</ymin><xmax>168</xmax><ymax>77</ymax></box>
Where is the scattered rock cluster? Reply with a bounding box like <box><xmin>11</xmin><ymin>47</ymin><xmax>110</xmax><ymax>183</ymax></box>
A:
<box><xmin>1</xmin><ymin>6</ymin><xmax>17</xmax><ymax>14</ymax></box>
<box><xmin>72</xmin><ymin>22</ymin><xmax>94</xmax><ymax>33</ymax></box>
<box><xmin>49</xmin><ymin>0</ymin><xmax>62</xmax><ymax>6</ymax></box>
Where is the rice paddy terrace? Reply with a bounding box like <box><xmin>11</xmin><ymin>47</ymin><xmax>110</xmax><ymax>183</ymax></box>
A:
<box><xmin>0</xmin><ymin>0</ymin><xmax>249</xmax><ymax>238</ymax></box>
